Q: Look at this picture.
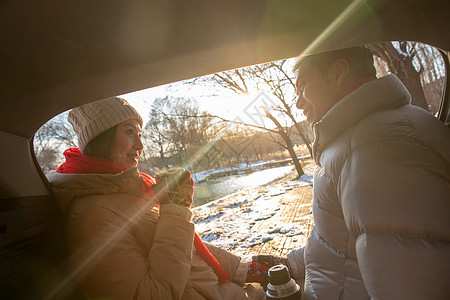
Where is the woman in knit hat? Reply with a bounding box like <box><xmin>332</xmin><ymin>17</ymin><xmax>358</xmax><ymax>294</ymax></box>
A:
<box><xmin>47</xmin><ymin>97</ymin><xmax>266</xmax><ymax>300</ymax></box>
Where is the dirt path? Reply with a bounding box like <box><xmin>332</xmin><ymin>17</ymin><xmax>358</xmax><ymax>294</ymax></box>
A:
<box><xmin>242</xmin><ymin>184</ymin><xmax>314</xmax><ymax>257</ymax></box>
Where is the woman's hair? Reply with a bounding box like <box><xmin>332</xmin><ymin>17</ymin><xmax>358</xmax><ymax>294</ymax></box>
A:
<box><xmin>83</xmin><ymin>125</ymin><xmax>118</xmax><ymax>160</ymax></box>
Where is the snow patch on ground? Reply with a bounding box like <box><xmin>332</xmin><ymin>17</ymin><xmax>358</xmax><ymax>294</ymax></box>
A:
<box><xmin>192</xmin><ymin>166</ymin><xmax>314</xmax><ymax>259</ymax></box>
<box><xmin>192</xmin><ymin>154</ymin><xmax>310</xmax><ymax>183</ymax></box>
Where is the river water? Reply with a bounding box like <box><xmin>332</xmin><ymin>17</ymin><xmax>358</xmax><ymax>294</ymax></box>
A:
<box><xmin>193</xmin><ymin>165</ymin><xmax>294</xmax><ymax>207</ymax></box>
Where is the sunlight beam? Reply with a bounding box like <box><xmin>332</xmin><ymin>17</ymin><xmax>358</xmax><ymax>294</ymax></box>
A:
<box><xmin>301</xmin><ymin>0</ymin><xmax>369</xmax><ymax>57</ymax></box>
<box><xmin>44</xmin><ymin>2</ymin><xmax>369</xmax><ymax>297</ymax></box>
<box><xmin>44</xmin><ymin>199</ymin><xmax>158</xmax><ymax>300</ymax></box>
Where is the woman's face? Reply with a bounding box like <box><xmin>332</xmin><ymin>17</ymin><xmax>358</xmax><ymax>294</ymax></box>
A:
<box><xmin>109</xmin><ymin>119</ymin><xmax>143</xmax><ymax>169</ymax></box>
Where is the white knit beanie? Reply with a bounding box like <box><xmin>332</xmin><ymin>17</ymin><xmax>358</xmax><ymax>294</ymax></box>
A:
<box><xmin>68</xmin><ymin>97</ymin><xmax>143</xmax><ymax>153</ymax></box>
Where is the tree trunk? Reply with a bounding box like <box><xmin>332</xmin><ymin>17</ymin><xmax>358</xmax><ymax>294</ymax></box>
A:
<box><xmin>370</xmin><ymin>42</ymin><xmax>429</xmax><ymax>111</ymax></box>
<box><xmin>265</xmin><ymin>109</ymin><xmax>304</xmax><ymax>177</ymax></box>
<box><xmin>280</xmin><ymin>101</ymin><xmax>313</xmax><ymax>156</ymax></box>
<box><xmin>292</xmin><ymin>119</ymin><xmax>313</xmax><ymax>156</ymax></box>
<box><xmin>280</xmin><ymin>130</ymin><xmax>304</xmax><ymax>177</ymax></box>
<box><xmin>275</xmin><ymin>86</ymin><xmax>313</xmax><ymax>156</ymax></box>
<box><xmin>159</xmin><ymin>149</ymin><xmax>167</xmax><ymax>168</ymax></box>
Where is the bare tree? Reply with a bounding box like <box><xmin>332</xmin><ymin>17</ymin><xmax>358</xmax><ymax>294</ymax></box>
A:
<box><xmin>33</xmin><ymin>112</ymin><xmax>77</xmax><ymax>173</ymax></box>
<box><xmin>370</xmin><ymin>42</ymin><xmax>429</xmax><ymax>111</ymax></box>
<box><xmin>266</xmin><ymin>61</ymin><xmax>313</xmax><ymax>156</ymax></box>
<box><xmin>145</xmin><ymin>96</ymin><xmax>217</xmax><ymax>168</ymax></box>
<box><xmin>210</xmin><ymin>60</ymin><xmax>312</xmax><ymax>153</ymax></box>
<box><xmin>412</xmin><ymin>43</ymin><xmax>446</xmax><ymax>114</ymax></box>
<box><xmin>144</xmin><ymin>105</ymin><xmax>171</xmax><ymax>168</ymax></box>
<box><xmin>211</xmin><ymin>111</ymin><xmax>305</xmax><ymax>177</ymax></box>
<box><xmin>198</xmin><ymin>59</ymin><xmax>311</xmax><ymax>177</ymax></box>
<box><xmin>264</xmin><ymin>109</ymin><xmax>304</xmax><ymax>176</ymax></box>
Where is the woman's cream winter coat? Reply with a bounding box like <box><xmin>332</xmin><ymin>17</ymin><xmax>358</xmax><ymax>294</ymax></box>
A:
<box><xmin>47</xmin><ymin>169</ymin><xmax>264</xmax><ymax>299</ymax></box>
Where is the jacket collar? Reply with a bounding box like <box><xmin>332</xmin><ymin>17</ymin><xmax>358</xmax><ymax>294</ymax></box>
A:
<box><xmin>47</xmin><ymin>167</ymin><xmax>147</xmax><ymax>214</ymax></box>
<box><xmin>312</xmin><ymin>74</ymin><xmax>411</xmax><ymax>164</ymax></box>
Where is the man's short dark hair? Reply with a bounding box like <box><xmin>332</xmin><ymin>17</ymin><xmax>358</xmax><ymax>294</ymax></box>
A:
<box><xmin>293</xmin><ymin>46</ymin><xmax>376</xmax><ymax>79</ymax></box>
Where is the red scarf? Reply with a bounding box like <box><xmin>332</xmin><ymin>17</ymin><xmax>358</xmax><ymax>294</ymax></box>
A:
<box><xmin>57</xmin><ymin>148</ymin><xmax>231</xmax><ymax>284</ymax></box>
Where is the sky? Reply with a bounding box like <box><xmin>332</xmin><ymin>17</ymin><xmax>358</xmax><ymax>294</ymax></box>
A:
<box><xmin>120</xmin><ymin>78</ymin><xmax>303</xmax><ymax>130</ymax></box>
<box><xmin>121</xmin><ymin>82</ymin><xmax>253</xmax><ymax>125</ymax></box>
<box><xmin>120</xmin><ymin>57</ymin><xmax>304</xmax><ymax>130</ymax></box>
<box><xmin>33</xmin><ymin>57</ymin><xmax>304</xmax><ymax>169</ymax></box>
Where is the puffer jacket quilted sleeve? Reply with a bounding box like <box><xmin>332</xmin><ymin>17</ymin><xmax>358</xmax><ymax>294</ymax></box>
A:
<box><xmin>308</xmin><ymin>75</ymin><xmax>450</xmax><ymax>299</ymax></box>
<box><xmin>288</xmin><ymin>75</ymin><xmax>449</xmax><ymax>300</ymax></box>
<box><xmin>286</xmin><ymin>247</ymin><xmax>305</xmax><ymax>280</ymax></box>
<box><xmin>338</xmin><ymin>104</ymin><xmax>450</xmax><ymax>299</ymax></box>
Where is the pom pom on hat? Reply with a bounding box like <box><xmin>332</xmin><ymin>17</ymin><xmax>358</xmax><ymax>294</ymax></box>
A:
<box><xmin>68</xmin><ymin>97</ymin><xmax>143</xmax><ymax>153</ymax></box>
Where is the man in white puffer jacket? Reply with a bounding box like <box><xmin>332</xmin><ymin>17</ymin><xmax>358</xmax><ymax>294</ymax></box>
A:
<box><xmin>253</xmin><ymin>46</ymin><xmax>450</xmax><ymax>299</ymax></box>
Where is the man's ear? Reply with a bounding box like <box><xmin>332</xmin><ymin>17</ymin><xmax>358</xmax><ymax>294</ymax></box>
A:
<box><xmin>332</xmin><ymin>58</ymin><xmax>350</xmax><ymax>86</ymax></box>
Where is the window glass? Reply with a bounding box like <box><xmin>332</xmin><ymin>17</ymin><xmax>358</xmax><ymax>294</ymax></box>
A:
<box><xmin>34</xmin><ymin>41</ymin><xmax>446</xmax><ymax>257</ymax></box>
<box><xmin>35</xmin><ymin>42</ymin><xmax>446</xmax><ymax>178</ymax></box>
<box><xmin>370</xmin><ymin>41</ymin><xmax>446</xmax><ymax>115</ymax></box>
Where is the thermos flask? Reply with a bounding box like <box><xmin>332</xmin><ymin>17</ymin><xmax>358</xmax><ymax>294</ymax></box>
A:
<box><xmin>265</xmin><ymin>265</ymin><xmax>301</xmax><ymax>300</ymax></box>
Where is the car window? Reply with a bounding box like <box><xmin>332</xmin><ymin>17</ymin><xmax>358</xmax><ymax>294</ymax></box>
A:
<box><xmin>370</xmin><ymin>41</ymin><xmax>446</xmax><ymax>115</ymax></box>
<box><xmin>34</xmin><ymin>41</ymin><xmax>446</xmax><ymax>178</ymax></box>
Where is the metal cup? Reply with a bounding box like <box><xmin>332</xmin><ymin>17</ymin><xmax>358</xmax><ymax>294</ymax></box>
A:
<box><xmin>266</xmin><ymin>265</ymin><xmax>301</xmax><ymax>300</ymax></box>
